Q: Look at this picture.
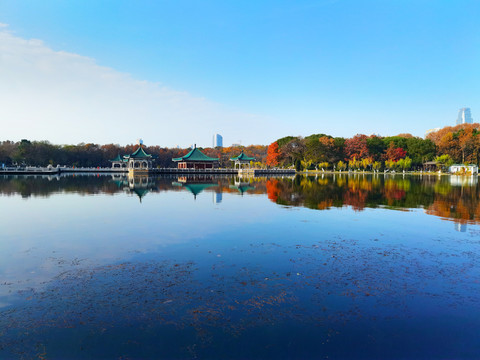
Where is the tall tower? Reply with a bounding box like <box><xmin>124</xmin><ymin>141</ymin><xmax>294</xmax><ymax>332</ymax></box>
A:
<box><xmin>456</xmin><ymin>108</ymin><xmax>473</xmax><ymax>125</ymax></box>
<box><xmin>213</xmin><ymin>134</ymin><xmax>223</xmax><ymax>148</ymax></box>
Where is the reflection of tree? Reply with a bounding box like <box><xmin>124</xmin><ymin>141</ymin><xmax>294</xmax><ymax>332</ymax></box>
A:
<box><xmin>2</xmin><ymin>174</ymin><xmax>479</xmax><ymax>224</ymax></box>
<box><xmin>383</xmin><ymin>178</ymin><xmax>409</xmax><ymax>205</ymax></box>
<box><xmin>0</xmin><ymin>175</ymin><xmax>121</xmax><ymax>198</ymax></box>
<box><xmin>261</xmin><ymin>174</ymin><xmax>480</xmax><ymax>224</ymax></box>
<box><xmin>266</xmin><ymin>179</ymin><xmax>281</xmax><ymax>202</ymax></box>
<box><xmin>426</xmin><ymin>182</ymin><xmax>480</xmax><ymax>224</ymax></box>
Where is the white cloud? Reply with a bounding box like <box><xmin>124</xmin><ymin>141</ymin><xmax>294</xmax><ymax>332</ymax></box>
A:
<box><xmin>0</xmin><ymin>27</ymin><xmax>277</xmax><ymax>147</ymax></box>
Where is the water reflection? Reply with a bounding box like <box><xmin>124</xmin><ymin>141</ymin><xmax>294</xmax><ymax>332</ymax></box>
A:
<box><xmin>1</xmin><ymin>173</ymin><xmax>480</xmax><ymax>358</ymax></box>
<box><xmin>1</xmin><ymin>173</ymin><xmax>479</xmax><ymax>226</ymax></box>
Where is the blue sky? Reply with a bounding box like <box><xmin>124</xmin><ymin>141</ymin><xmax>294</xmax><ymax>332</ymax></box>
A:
<box><xmin>0</xmin><ymin>0</ymin><xmax>479</xmax><ymax>147</ymax></box>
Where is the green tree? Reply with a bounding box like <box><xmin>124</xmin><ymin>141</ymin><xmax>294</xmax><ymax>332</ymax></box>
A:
<box><xmin>435</xmin><ymin>154</ymin><xmax>453</xmax><ymax>171</ymax></box>
<box><xmin>366</xmin><ymin>136</ymin><xmax>386</xmax><ymax>161</ymax></box>
<box><xmin>397</xmin><ymin>156</ymin><xmax>412</xmax><ymax>171</ymax></box>
<box><xmin>405</xmin><ymin>137</ymin><xmax>436</xmax><ymax>166</ymax></box>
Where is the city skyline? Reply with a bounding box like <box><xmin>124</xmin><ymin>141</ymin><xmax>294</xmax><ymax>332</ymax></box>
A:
<box><xmin>0</xmin><ymin>1</ymin><xmax>479</xmax><ymax>147</ymax></box>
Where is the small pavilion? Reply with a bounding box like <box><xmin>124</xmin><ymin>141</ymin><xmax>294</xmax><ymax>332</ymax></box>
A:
<box><xmin>109</xmin><ymin>140</ymin><xmax>154</xmax><ymax>172</ymax></box>
<box><xmin>230</xmin><ymin>151</ymin><xmax>256</xmax><ymax>169</ymax></box>
<box><xmin>172</xmin><ymin>145</ymin><xmax>219</xmax><ymax>169</ymax></box>
<box><xmin>110</xmin><ymin>154</ymin><xmax>127</xmax><ymax>169</ymax></box>
<box><xmin>124</xmin><ymin>146</ymin><xmax>154</xmax><ymax>171</ymax></box>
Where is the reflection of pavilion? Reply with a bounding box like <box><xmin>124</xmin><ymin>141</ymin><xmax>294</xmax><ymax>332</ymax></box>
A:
<box><xmin>172</xmin><ymin>176</ymin><xmax>218</xmax><ymax>199</ymax></box>
<box><xmin>229</xmin><ymin>177</ymin><xmax>255</xmax><ymax>195</ymax></box>
<box><xmin>125</xmin><ymin>175</ymin><xmax>156</xmax><ymax>202</ymax></box>
<box><xmin>229</xmin><ymin>184</ymin><xmax>255</xmax><ymax>195</ymax></box>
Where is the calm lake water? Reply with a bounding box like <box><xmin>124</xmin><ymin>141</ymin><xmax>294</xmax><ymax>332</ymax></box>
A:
<box><xmin>1</xmin><ymin>173</ymin><xmax>479</xmax><ymax>359</ymax></box>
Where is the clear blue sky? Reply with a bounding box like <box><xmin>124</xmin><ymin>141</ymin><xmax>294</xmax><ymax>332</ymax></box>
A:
<box><xmin>0</xmin><ymin>0</ymin><xmax>479</xmax><ymax>147</ymax></box>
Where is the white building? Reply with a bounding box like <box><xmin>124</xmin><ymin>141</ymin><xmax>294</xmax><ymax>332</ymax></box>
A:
<box><xmin>213</xmin><ymin>134</ymin><xmax>223</xmax><ymax>147</ymax></box>
<box><xmin>448</xmin><ymin>164</ymin><xmax>478</xmax><ymax>174</ymax></box>
<box><xmin>456</xmin><ymin>108</ymin><xmax>473</xmax><ymax>125</ymax></box>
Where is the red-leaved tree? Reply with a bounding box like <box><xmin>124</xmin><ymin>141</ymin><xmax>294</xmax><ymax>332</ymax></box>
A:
<box><xmin>344</xmin><ymin>134</ymin><xmax>369</xmax><ymax>161</ymax></box>
<box><xmin>385</xmin><ymin>142</ymin><xmax>407</xmax><ymax>161</ymax></box>
<box><xmin>266</xmin><ymin>141</ymin><xmax>280</xmax><ymax>167</ymax></box>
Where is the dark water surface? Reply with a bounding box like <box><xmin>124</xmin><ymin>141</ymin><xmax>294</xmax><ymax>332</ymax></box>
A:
<box><xmin>0</xmin><ymin>173</ymin><xmax>479</xmax><ymax>359</ymax></box>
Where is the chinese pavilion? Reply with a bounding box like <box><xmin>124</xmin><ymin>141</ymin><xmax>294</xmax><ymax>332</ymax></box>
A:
<box><xmin>110</xmin><ymin>154</ymin><xmax>127</xmax><ymax>169</ymax></box>
<box><xmin>172</xmin><ymin>145</ymin><xmax>219</xmax><ymax>169</ymax></box>
<box><xmin>109</xmin><ymin>143</ymin><xmax>154</xmax><ymax>173</ymax></box>
<box><xmin>230</xmin><ymin>151</ymin><xmax>256</xmax><ymax>169</ymax></box>
<box><xmin>124</xmin><ymin>146</ymin><xmax>153</xmax><ymax>171</ymax></box>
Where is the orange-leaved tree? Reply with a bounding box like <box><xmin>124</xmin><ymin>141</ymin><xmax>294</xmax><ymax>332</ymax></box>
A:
<box><xmin>266</xmin><ymin>141</ymin><xmax>280</xmax><ymax>167</ymax></box>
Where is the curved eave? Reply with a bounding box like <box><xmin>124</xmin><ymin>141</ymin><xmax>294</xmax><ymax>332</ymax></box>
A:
<box><xmin>230</xmin><ymin>152</ymin><xmax>255</xmax><ymax>162</ymax></box>
<box><xmin>173</xmin><ymin>158</ymin><xmax>219</xmax><ymax>162</ymax></box>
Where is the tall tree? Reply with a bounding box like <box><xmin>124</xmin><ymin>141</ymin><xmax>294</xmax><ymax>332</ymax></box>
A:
<box><xmin>266</xmin><ymin>141</ymin><xmax>280</xmax><ymax>167</ymax></box>
<box><xmin>344</xmin><ymin>134</ymin><xmax>369</xmax><ymax>161</ymax></box>
<box><xmin>385</xmin><ymin>142</ymin><xmax>407</xmax><ymax>161</ymax></box>
<box><xmin>366</xmin><ymin>136</ymin><xmax>386</xmax><ymax>161</ymax></box>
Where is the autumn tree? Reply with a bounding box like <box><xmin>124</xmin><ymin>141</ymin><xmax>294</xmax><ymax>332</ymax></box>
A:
<box><xmin>385</xmin><ymin>142</ymin><xmax>407</xmax><ymax>161</ymax></box>
<box><xmin>348</xmin><ymin>157</ymin><xmax>360</xmax><ymax>170</ymax></box>
<box><xmin>361</xmin><ymin>157</ymin><xmax>373</xmax><ymax>171</ymax></box>
<box><xmin>266</xmin><ymin>141</ymin><xmax>280</xmax><ymax>167</ymax></box>
<box><xmin>344</xmin><ymin>134</ymin><xmax>369</xmax><ymax>161</ymax></box>
<box><xmin>428</xmin><ymin>123</ymin><xmax>480</xmax><ymax>164</ymax></box>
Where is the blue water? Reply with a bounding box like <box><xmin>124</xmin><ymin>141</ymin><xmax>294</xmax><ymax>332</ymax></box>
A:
<box><xmin>0</xmin><ymin>174</ymin><xmax>479</xmax><ymax>359</ymax></box>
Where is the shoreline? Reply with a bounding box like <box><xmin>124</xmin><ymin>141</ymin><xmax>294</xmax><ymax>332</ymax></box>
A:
<box><xmin>296</xmin><ymin>170</ymin><xmax>479</xmax><ymax>176</ymax></box>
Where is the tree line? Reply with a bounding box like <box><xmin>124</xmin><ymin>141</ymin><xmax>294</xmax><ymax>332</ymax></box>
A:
<box><xmin>0</xmin><ymin>140</ymin><xmax>267</xmax><ymax>168</ymax></box>
<box><xmin>267</xmin><ymin>123</ymin><xmax>480</xmax><ymax>171</ymax></box>
<box><xmin>1</xmin><ymin>123</ymin><xmax>478</xmax><ymax>170</ymax></box>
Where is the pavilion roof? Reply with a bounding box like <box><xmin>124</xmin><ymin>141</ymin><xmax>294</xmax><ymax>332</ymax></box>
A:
<box><xmin>110</xmin><ymin>154</ymin><xmax>125</xmax><ymax>162</ymax></box>
<box><xmin>172</xmin><ymin>145</ymin><xmax>219</xmax><ymax>162</ymax></box>
<box><xmin>229</xmin><ymin>185</ymin><xmax>255</xmax><ymax>194</ymax></box>
<box><xmin>172</xmin><ymin>182</ymin><xmax>218</xmax><ymax>196</ymax></box>
<box><xmin>125</xmin><ymin>146</ymin><xmax>152</xmax><ymax>159</ymax></box>
<box><xmin>131</xmin><ymin>187</ymin><xmax>149</xmax><ymax>201</ymax></box>
<box><xmin>230</xmin><ymin>151</ymin><xmax>255</xmax><ymax>162</ymax></box>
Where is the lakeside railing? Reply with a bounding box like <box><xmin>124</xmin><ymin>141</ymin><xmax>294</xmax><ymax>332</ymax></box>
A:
<box><xmin>0</xmin><ymin>166</ymin><xmax>297</xmax><ymax>175</ymax></box>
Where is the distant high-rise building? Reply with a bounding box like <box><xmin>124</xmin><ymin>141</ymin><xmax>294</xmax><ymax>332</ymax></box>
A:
<box><xmin>456</xmin><ymin>108</ymin><xmax>473</xmax><ymax>125</ymax></box>
<box><xmin>213</xmin><ymin>134</ymin><xmax>223</xmax><ymax>147</ymax></box>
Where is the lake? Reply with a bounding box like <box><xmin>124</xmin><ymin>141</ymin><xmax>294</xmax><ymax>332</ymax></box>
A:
<box><xmin>0</xmin><ymin>173</ymin><xmax>479</xmax><ymax>359</ymax></box>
